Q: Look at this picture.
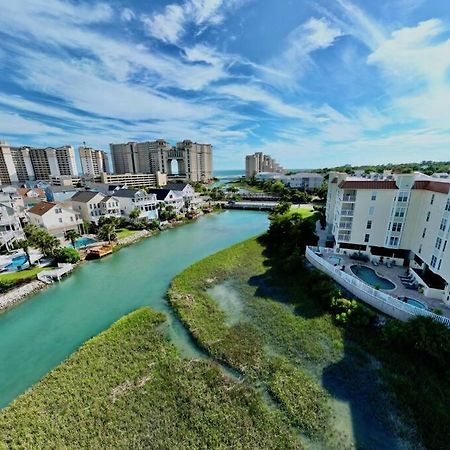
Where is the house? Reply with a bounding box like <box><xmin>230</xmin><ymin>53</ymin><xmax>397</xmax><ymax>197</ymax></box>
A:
<box><xmin>70</xmin><ymin>191</ymin><xmax>121</xmax><ymax>223</ymax></box>
<box><xmin>27</xmin><ymin>202</ymin><xmax>83</xmax><ymax>240</ymax></box>
<box><xmin>146</xmin><ymin>188</ymin><xmax>184</xmax><ymax>213</ymax></box>
<box><xmin>165</xmin><ymin>183</ymin><xmax>202</xmax><ymax>210</ymax></box>
<box><xmin>113</xmin><ymin>189</ymin><xmax>158</xmax><ymax>220</ymax></box>
<box><xmin>17</xmin><ymin>188</ymin><xmax>47</xmax><ymax>208</ymax></box>
<box><xmin>0</xmin><ymin>203</ymin><xmax>25</xmax><ymax>250</ymax></box>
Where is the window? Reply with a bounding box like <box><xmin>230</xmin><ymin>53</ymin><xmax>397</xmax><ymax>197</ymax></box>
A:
<box><xmin>422</xmin><ymin>228</ymin><xmax>426</xmax><ymax>238</ymax></box>
<box><xmin>438</xmin><ymin>259</ymin><xmax>442</xmax><ymax>270</ymax></box>
<box><xmin>70</xmin><ymin>216</ymin><xmax>74</xmax><ymax>222</ymax></box>
<box><xmin>446</xmin><ymin>198</ymin><xmax>450</xmax><ymax>211</ymax></box>
<box><xmin>55</xmin><ymin>208</ymin><xmax>62</xmax><ymax>214</ymax></box>
<box><xmin>418</xmin><ymin>244</ymin><xmax>422</xmax><ymax>254</ymax></box>
<box><xmin>443</xmin><ymin>241</ymin><xmax>447</xmax><ymax>252</ymax></box>
<box><xmin>371</xmin><ymin>192</ymin><xmax>377</xmax><ymax>201</ymax></box>
<box><xmin>58</xmin><ymin>218</ymin><xmax>63</xmax><ymax>223</ymax></box>
<box><xmin>389</xmin><ymin>236</ymin><xmax>399</xmax><ymax>246</ymax></box>
<box><xmin>440</xmin><ymin>218</ymin><xmax>447</xmax><ymax>231</ymax></box>
<box><xmin>364</xmin><ymin>234</ymin><xmax>370</xmax><ymax>243</ymax></box>
<box><xmin>435</xmin><ymin>237</ymin><xmax>442</xmax><ymax>250</ymax></box>
<box><xmin>431</xmin><ymin>194</ymin><xmax>435</xmax><ymax>205</ymax></box>
<box><xmin>398</xmin><ymin>191</ymin><xmax>408</xmax><ymax>202</ymax></box>
<box><xmin>395</xmin><ymin>207</ymin><xmax>405</xmax><ymax>218</ymax></box>
<box><xmin>426</xmin><ymin>211</ymin><xmax>431</xmax><ymax>222</ymax></box>
<box><xmin>366</xmin><ymin>220</ymin><xmax>372</xmax><ymax>229</ymax></box>
<box><xmin>431</xmin><ymin>255</ymin><xmax>437</xmax><ymax>268</ymax></box>
<box><xmin>368</xmin><ymin>206</ymin><xmax>375</xmax><ymax>216</ymax></box>
<box><xmin>392</xmin><ymin>222</ymin><xmax>402</xmax><ymax>232</ymax></box>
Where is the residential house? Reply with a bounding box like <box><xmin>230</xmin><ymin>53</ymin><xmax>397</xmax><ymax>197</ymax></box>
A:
<box><xmin>146</xmin><ymin>188</ymin><xmax>184</xmax><ymax>213</ymax></box>
<box><xmin>0</xmin><ymin>202</ymin><xmax>25</xmax><ymax>250</ymax></box>
<box><xmin>113</xmin><ymin>189</ymin><xmax>158</xmax><ymax>220</ymax></box>
<box><xmin>27</xmin><ymin>202</ymin><xmax>83</xmax><ymax>240</ymax></box>
<box><xmin>17</xmin><ymin>188</ymin><xmax>47</xmax><ymax>208</ymax></box>
<box><xmin>70</xmin><ymin>191</ymin><xmax>121</xmax><ymax>223</ymax></box>
<box><xmin>165</xmin><ymin>183</ymin><xmax>202</xmax><ymax>210</ymax></box>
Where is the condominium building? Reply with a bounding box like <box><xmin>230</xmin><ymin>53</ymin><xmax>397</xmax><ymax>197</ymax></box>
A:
<box><xmin>283</xmin><ymin>172</ymin><xmax>324</xmax><ymax>191</ymax></box>
<box><xmin>0</xmin><ymin>141</ymin><xmax>78</xmax><ymax>183</ymax></box>
<box><xmin>326</xmin><ymin>172</ymin><xmax>450</xmax><ymax>303</ymax></box>
<box><xmin>110</xmin><ymin>139</ymin><xmax>213</xmax><ymax>182</ymax></box>
<box><xmin>245</xmin><ymin>152</ymin><xmax>284</xmax><ymax>178</ymax></box>
<box><xmin>79</xmin><ymin>146</ymin><xmax>110</xmax><ymax>176</ymax></box>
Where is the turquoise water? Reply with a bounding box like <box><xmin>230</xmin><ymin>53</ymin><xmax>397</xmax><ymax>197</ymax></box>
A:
<box><xmin>350</xmin><ymin>265</ymin><xmax>395</xmax><ymax>290</ymax></box>
<box><xmin>71</xmin><ymin>237</ymin><xmax>97</xmax><ymax>248</ymax></box>
<box><xmin>0</xmin><ymin>211</ymin><xmax>269</xmax><ymax>407</ymax></box>
<box><xmin>405</xmin><ymin>298</ymin><xmax>428</xmax><ymax>310</ymax></box>
<box><xmin>5</xmin><ymin>255</ymin><xmax>28</xmax><ymax>271</ymax></box>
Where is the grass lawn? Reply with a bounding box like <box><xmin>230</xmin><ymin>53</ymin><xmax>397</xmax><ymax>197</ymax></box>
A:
<box><xmin>0</xmin><ymin>308</ymin><xmax>302</xmax><ymax>449</ymax></box>
<box><xmin>0</xmin><ymin>266</ymin><xmax>47</xmax><ymax>283</ymax></box>
<box><xmin>287</xmin><ymin>205</ymin><xmax>316</xmax><ymax>219</ymax></box>
<box><xmin>115</xmin><ymin>228</ymin><xmax>137</xmax><ymax>240</ymax></box>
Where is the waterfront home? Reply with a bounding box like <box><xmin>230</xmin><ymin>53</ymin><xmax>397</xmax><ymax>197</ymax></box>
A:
<box><xmin>27</xmin><ymin>202</ymin><xmax>83</xmax><ymax>240</ymax></box>
<box><xmin>0</xmin><ymin>202</ymin><xmax>25</xmax><ymax>250</ymax></box>
<box><xmin>165</xmin><ymin>183</ymin><xmax>202</xmax><ymax>210</ymax></box>
<box><xmin>113</xmin><ymin>189</ymin><xmax>158</xmax><ymax>220</ymax></box>
<box><xmin>17</xmin><ymin>188</ymin><xmax>47</xmax><ymax>208</ymax></box>
<box><xmin>146</xmin><ymin>188</ymin><xmax>184</xmax><ymax>213</ymax></box>
<box><xmin>70</xmin><ymin>191</ymin><xmax>121</xmax><ymax>223</ymax></box>
<box><xmin>326</xmin><ymin>171</ymin><xmax>450</xmax><ymax>304</ymax></box>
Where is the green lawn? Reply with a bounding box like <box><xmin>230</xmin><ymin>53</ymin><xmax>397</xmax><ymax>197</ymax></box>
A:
<box><xmin>115</xmin><ymin>228</ymin><xmax>137</xmax><ymax>240</ymax></box>
<box><xmin>287</xmin><ymin>205</ymin><xmax>316</xmax><ymax>219</ymax></box>
<box><xmin>0</xmin><ymin>308</ymin><xmax>301</xmax><ymax>449</ymax></box>
<box><xmin>0</xmin><ymin>266</ymin><xmax>47</xmax><ymax>283</ymax></box>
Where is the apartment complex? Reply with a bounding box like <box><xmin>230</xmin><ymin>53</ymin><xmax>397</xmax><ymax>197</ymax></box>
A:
<box><xmin>79</xmin><ymin>146</ymin><xmax>110</xmax><ymax>176</ymax></box>
<box><xmin>0</xmin><ymin>141</ymin><xmax>78</xmax><ymax>183</ymax></box>
<box><xmin>245</xmin><ymin>152</ymin><xmax>284</xmax><ymax>178</ymax></box>
<box><xmin>110</xmin><ymin>139</ymin><xmax>213</xmax><ymax>182</ymax></box>
<box><xmin>326</xmin><ymin>172</ymin><xmax>450</xmax><ymax>303</ymax></box>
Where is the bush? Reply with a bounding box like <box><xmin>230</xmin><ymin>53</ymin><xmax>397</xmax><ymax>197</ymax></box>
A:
<box><xmin>331</xmin><ymin>297</ymin><xmax>377</xmax><ymax>328</ymax></box>
<box><xmin>54</xmin><ymin>247</ymin><xmax>80</xmax><ymax>264</ymax></box>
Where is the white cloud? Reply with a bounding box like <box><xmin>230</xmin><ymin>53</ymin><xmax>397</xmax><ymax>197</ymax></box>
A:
<box><xmin>120</xmin><ymin>8</ymin><xmax>136</xmax><ymax>22</ymax></box>
<box><xmin>0</xmin><ymin>111</ymin><xmax>62</xmax><ymax>135</ymax></box>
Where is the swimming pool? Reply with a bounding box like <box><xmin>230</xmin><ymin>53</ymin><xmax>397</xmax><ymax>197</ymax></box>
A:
<box><xmin>328</xmin><ymin>255</ymin><xmax>343</xmax><ymax>266</ymax></box>
<box><xmin>350</xmin><ymin>265</ymin><xmax>395</xmax><ymax>290</ymax></box>
<box><xmin>71</xmin><ymin>237</ymin><xmax>97</xmax><ymax>248</ymax></box>
<box><xmin>5</xmin><ymin>254</ymin><xmax>29</xmax><ymax>271</ymax></box>
<box><xmin>404</xmin><ymin>298</ymin><xmax>428</xmax><ymax>310</ymax></box>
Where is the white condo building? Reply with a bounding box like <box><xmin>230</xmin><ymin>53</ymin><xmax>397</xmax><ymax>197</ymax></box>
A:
<box><xmin>245</xmin><ymin>152</ymin><xmax>284</xmax><ymax>178</ymax></box>
<box><xmin>0</xmin><ymin>141</ymin><xmax>78</xmax><ymax>183</ymax></box>
<box><xmin>79</xmin><ymin>146</ymin><xmax>110</xmax><ymax>177</ymax></box>
<box><xmin>326</xmin><ymin>172</ymin><xmax>450</xmax><ymax>304</ymax></box>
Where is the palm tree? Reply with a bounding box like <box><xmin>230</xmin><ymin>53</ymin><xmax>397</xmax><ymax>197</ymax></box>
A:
<box><xmin>15</xmin><ymin>239</ymin><xmax>32</xmax><ymax>267</ymax></box>
<box><xmin>98</xmin><ymin>223</ymin><xmax>116</xmax><ymax>244</ymax></box>
<box><xmin>39</xmin><ymin>234</ymin><xmax>60</xmax><ymax>258</ymax></box>
<box><xmin>129</xmin><ymin>208</ymin><xmax>141</xmax><ymax>220</ymax></box>
<box><xmin>65</xmin><ymin>229</ymin><xmax>81</xmax><ymax>248</ymax></box>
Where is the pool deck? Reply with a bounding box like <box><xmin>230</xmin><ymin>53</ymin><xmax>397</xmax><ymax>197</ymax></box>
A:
<box><xmin>323</xmin><ymin>253</ymin><xmax>450</xmax><ymax>319</ymax></box>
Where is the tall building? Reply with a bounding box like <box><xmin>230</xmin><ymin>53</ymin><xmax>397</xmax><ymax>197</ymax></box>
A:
<box><xmin>245</xmin><ymin>152</ymin><xmax>284</xmax><ymax>178</ymax></box>
<box><xmin>79</xmin><ymin>146</ymin><xmax>110</xmax><ymax>176</ymax></box>
<box><xmin>326</xmin><ymin>171</ymin><xmax>450</xmax><ymax>304</ymax></box>
<box><xmin>0</xmin><ymin>141</ymin><xmax>78</xmax><ymax>183</ymax></box>
<box><xmin>110</xmin><ymin>139</ymin><xmax>213</xmax><ymax>182</ymax></box>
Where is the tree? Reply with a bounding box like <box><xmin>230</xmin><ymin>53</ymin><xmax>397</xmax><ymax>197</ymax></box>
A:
<box><xmin>54</xmin><ymin>247</ymin><xmax>80</xmax><ymax>264</ymax></box>
<box><xmin>65</xmin><ymin>229</ymin><xmax>80</xmax><ymax>248</ymax></box>
<box><xmin>24</xmin><ymin>225</ymin><xmax>60</xmax><ymax>258</ymax></box>
<box><xmin>98</xmin><ymin>223</ymin><xmax>116</xmax><ymax>244</ymax></box>
<box><xmin>129</xmin><ymin>208</ymin><xmax>141</xmax><ymax>220</ymax></box>
<box><xmin>14</xmin><ymin>239</ymin><xmax>32</xmax><ymax>267</ymax></box>
<box><xmin>272</xmin><ymin>201</ymin><xmax>292</xmax><ymax>216</ymax></box>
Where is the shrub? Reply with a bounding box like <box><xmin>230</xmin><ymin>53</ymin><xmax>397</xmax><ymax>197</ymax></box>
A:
<box><xmin>54</xmin><ymin>247</ymin><xmax>80</xmax><ymax>264</ymax></box>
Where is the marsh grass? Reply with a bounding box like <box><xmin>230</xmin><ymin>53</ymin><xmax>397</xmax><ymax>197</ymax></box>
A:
<box><xmin>0</xmin><ymin>308</ymin><xmax>303</xmax><ymax>449</ymax></box>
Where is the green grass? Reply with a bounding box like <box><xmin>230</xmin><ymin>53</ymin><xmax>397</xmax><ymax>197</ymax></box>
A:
<box><xmin>115</xmin><ymin>228</ymin><xmax>137</xmax><ymax>240</ymax></box>
<box><xmin>0</xmin><ymin>308</ymin><xmax>302</xmax><ymax>449</ymax></box>
<box><xmin>0</xmin><ymin>266</ymin><xmax>47</xmax><ymax>283</ymax></box>
<box><xmin>286</xmin><ymin>206</ymin><xmax>316</xmax><ymax>219</ymax></box>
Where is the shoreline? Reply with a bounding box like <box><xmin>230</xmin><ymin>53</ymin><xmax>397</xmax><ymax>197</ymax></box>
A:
<box><xmin>0</xmin><ymin>211</ymin><xmax>213</xmax><ymax>314</ymax></box>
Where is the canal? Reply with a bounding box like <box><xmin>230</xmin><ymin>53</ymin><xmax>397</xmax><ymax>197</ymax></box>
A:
<box><xmin>0</xmin><ymin>211</ymin><xmax>269</xmax><ymax>407</ymax></box>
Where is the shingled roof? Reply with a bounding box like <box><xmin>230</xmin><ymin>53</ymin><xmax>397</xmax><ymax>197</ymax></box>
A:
<box><xmin>71</xmin><ymin>191</ymin><xmax>102</xmax><ymax>202</ymax></box>
<box><xmin>27</xmin><ymin>201</ymin><xmax>57</xmax><ymax>216</ymax></box>
<box><xmin>412</xmin><ymin>180</ymin><xmax>450</xmax><ymax>194</ymax></box>
<box><xmin>338</xmin><ymin>180</ymin><xmax>398</xmax><ymax>189</ymax></box>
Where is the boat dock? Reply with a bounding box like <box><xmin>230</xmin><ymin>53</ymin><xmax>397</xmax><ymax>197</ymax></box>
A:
<box><xmin>86</xmin><ymin>245</ymin><xmax>113</xmax><ymax>260</ymax></box>
<box><xmin>37</xmin><ymin>263</ymin><xmax>74</xmax><ymax>284</ymax></box>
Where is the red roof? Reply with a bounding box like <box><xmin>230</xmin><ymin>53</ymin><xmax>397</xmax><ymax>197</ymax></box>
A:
<box><xmin>338</xmin><ymin>180</ymin><xmax>398</xmax><ymax>189</ymax></box>
<box><xmin>27</xmin><ymin>201</ymin><xmax>56</xmax><ymax>216</ymax></box>
<box><xmin>412</xmin><ymin>181</ymin><xmax>450</xmax><ymax>194</ymax></box>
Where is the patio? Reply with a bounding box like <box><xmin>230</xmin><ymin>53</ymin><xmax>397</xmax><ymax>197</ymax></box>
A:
<box><xmin>322</xmin><ymin>252</ymin><xmax>450</xmax><ymax>319</ymax></box>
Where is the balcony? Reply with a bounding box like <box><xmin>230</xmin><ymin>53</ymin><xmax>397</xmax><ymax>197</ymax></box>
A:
<box><xmin>340</xmin><ymin>209</ymin><xmax>354</xmax><ymax>216</ymax></box>
<box><xmin>342</xmin><ymin>195</ymin><xmax>356</xmax><ymax>202</ymax></box>
<box><xmin>339</xmin><ymin>223</ymin><xmax>352</xmax><ymax>230</ymax></box>
<box><xmin>337</xmin><ymin>234</ymin><xmax>351</xmax><ymax>242</ymax></box>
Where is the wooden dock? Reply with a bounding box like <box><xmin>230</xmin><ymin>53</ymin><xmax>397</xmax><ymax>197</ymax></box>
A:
<box><xmin>37</xmin><ymin>263</ymin><xmax>74</xmax><ymax>284</ymax></box>
<box><xmin>86</xmin><ymin>245</ymin><xmax>113</xmax><ymax>260</ymax></box>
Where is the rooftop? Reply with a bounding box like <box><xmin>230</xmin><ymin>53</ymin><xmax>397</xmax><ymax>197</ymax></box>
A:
<box><xmin>28</xmin><ymin>202</ymin><xmax>56</xmax><ymax>216</ymax></box>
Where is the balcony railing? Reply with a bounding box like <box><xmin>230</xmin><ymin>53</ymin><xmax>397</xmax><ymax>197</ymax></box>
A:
<box><xmin>340</xmin><ymin>209</ymin><xmax>354</xmax><ymax>216</ymax></box>
<box><xmin>342</xmin><ymin>195</ymin><xmax>356</xmax><ymax>202</ymax></box>
<box><xmin>339</xmin><ymin>223</ymin><xmax>352</xmax><ymax>229</ymax></box>
<box><xmin>337</xmin><ymin>235</ymin><xmax>351</xmax><ymax>242</ymax></box>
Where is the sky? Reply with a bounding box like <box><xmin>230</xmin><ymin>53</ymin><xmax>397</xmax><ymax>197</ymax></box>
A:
<box><xmin>1</xmin><ymin>0</ymin><xmax>450</xmax><ymax>170</ymax></box>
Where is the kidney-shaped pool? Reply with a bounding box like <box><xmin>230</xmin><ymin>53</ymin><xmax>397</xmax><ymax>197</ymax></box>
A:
<box><xmin>350</xmin><ymin>265</ymin><xmax>395</xmax><ymax>290</ymax></box>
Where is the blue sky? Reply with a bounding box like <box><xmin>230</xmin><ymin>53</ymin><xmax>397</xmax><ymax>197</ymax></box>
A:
<box><xmin>1</xmin><ymin>0</ymin><xmax>450</xmax><ymax>169</ymax></box>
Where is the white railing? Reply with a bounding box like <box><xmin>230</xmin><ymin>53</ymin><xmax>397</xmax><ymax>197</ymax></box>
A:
<box><xmin>339</xmin><ymin>223</ymin><xmax>352</xmax><ymax>229</ymax></box>
<box><xmin>337</xmin><ymin>235</ymin><xmax>351</xmax><ymax>242</ymax></box>
<box><xmin>342</xmin><ymin>195</ymin><xmax>356</xmax><ymax>202</ymax></box>
<box><xmin>340</xmin><ymin>209</ymin><xmax>354</xmax><ymax>216</ymax></box>
<box><xmin>306</xmin><ymin>247</ymin><xmax>450</xmax><ymax>327</ymax></box>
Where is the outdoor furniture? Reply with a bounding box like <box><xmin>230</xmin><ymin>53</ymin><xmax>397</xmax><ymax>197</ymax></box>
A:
<box><xmin>372</xmin><ymin>260</ymin><xmax>379</xmax><ymax>266</ymax></box>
